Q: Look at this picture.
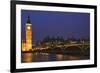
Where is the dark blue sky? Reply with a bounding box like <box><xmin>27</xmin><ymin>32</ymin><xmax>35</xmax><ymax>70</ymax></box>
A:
<box><xmin>21</xmin><ymin>10</ymin><xmax>90</xmax><ymax>42</ymax></box>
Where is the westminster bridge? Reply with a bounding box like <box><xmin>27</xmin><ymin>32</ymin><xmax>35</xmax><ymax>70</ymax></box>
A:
<box><xmin>32</xmin><ymin>41</ymin><xmax>90</xmax><ymax>51</ymax></box>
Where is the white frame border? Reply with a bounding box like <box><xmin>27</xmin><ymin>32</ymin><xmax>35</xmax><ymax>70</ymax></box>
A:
<box><xmin>16</xmin><ymin>4</ymin><xmax>95</xmax><ymax>69</ymax></box>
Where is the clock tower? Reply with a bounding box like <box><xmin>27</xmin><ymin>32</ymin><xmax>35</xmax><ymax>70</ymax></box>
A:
<box><xmin>25</xmin><ymin>16</ymin><xmax>32</xmax><ymax>51</ymax></box>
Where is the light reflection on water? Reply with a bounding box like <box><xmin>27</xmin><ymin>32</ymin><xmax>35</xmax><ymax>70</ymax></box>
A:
<box><xmin>21</xmin><ymin>52</ymin><xmax>89</xmax><ymax>63</ymax></box>
<box><xmin>22</xmin><ymin>53</ymin><xmax>33</xmax><ymax>62</ymax></box>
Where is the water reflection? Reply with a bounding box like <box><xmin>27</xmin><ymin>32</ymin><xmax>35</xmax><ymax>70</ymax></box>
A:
<box><xmin>63</xmin><ymin>55</ymin><xmax>80</xmax><ymax>60</ymax></box>
<box><xmin>56</xmin><ymin>54</ymin><xmax>63</xmax><ymax>61</ymax></box>
<box><xmin>22</xmin><ymin>53</ymin><xmax>33</xmax><ymax>62</ymax></box>
<box><xmin>22</xmin><ymin>52</ymin><xmax>89</xmax><ymax>63</ymax></box>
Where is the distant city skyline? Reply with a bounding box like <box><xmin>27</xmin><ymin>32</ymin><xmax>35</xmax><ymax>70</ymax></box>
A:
<box><xmin>21</xmin><ymin>10</ymin><xmax>90</xmax><ymax>43</ymax></box>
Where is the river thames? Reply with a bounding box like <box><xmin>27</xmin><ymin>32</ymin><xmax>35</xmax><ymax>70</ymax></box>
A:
<box><xmin>21</xmin><ymin>51</ymin><xmax>90</xmax><ymax>63</ymax></box>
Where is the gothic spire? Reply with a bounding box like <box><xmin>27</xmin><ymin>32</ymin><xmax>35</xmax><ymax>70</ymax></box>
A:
<box><xmin>26</xmin><ymin>16</ymin><xmax>31</xmax><ymax>24</ymax></box>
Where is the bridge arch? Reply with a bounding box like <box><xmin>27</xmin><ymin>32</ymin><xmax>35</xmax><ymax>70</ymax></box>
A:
<box><xmin>66</xmin><ymin>46</ymin><xmax>81</xmax><ymax>49</ymax></box>
<box><xmin>85</xmin><ymin>46</ymin><xmax>90</xmax><ymax>49</ymax></box>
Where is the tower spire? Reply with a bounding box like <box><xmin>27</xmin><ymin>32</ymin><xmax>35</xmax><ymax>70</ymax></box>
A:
<box><xmin>26</xmin><ymin>16</ymin><xmax>31</xmax><ymax>24</ymax></box>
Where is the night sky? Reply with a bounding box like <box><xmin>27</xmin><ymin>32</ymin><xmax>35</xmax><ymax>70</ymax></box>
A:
<box><xmin>21</xmin><ymin>10</ymin><xmax>90</xmax><ymax>42</ymax></box>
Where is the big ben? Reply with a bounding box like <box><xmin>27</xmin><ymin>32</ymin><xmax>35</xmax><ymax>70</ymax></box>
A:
<box><xmin>25</xmin><ymin>16</ymin><xmax>32</xmax><ymax>51</ymax></box>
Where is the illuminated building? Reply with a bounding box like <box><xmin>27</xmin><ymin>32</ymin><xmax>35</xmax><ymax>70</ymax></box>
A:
<box><xmin>22</xmin><ymin>40</ymin><xmax>26</xmax><ymax>51</ymax></box>
<box><xmin>22</xmin><ymin>16</ymin><xmax>32</xmax><ymax>51</ymax></box>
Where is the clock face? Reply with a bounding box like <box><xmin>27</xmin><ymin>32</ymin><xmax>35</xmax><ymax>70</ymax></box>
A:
<box><xmin>27</xmin><ymin>26</ymin><xmax>31</xmax><ymax>30</ymax></box>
